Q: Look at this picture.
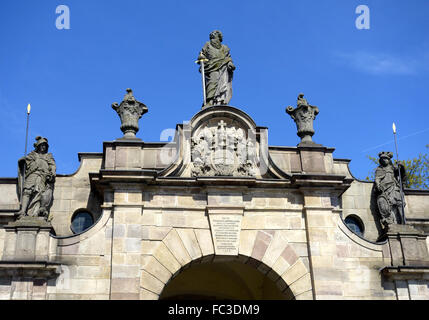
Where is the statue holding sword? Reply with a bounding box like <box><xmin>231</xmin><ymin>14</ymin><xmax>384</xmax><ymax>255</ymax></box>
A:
<box><xmin>196</xmin><ymin>30</ymin><xmax>235</xmax><ymax>108</ymax></box>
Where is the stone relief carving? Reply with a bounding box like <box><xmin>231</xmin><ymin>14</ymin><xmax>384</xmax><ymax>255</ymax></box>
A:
<box><xmin>191</xmin><ymin>120</ymin><xmax>256</xmax><ymax>177</ymax></box>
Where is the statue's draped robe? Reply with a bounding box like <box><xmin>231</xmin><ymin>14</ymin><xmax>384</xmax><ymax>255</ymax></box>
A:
<box><xmin>18</xmin><ymin>151</ymin><xmax>56</xmax><ymax>216</ymax></box>
<box><xmin>200</xmin><ymin>42</ymin><xmax>233</xmax><ymax>105</ymax></box>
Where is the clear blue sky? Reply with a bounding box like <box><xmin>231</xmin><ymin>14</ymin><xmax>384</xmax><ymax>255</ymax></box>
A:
<box><xmin>1</xmin><ymin>0</ymin><xmax>428</xmax><ymax>180</ymax></box>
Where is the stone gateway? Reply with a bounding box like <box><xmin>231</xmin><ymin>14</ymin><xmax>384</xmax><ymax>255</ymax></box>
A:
<box><xmin>0</xmin><ymin>100</ymin><xmax>428</xmax><ymax>300</ymax></box>
<box><xmin>0</xmin><ymin>34</ymin><xmax>428</xmax><ymax>299</ymax></box>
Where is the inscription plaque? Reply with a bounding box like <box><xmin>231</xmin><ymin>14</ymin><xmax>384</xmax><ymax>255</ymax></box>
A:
<box><xmin>209</xmin><ymin>214</ymin><xmax>242</xmax><ymax>255</ymax></box>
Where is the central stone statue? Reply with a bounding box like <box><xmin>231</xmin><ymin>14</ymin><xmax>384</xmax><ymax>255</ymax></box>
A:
<box><xmin>197</xmin><ymin>30</ymin><xmax>235</xmax><ymax>108</ymax></box>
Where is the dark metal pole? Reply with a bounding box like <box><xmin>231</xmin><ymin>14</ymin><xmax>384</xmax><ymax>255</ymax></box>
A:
<box><xmin>393</xmin><ymin>123</ymin><xmax>406</xmax><ymax>224</ymax></box>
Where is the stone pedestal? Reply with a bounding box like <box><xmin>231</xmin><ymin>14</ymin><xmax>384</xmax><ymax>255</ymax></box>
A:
<box><xmin>384</xmin><ymin>224</ymin><xmax>429</xmax><ymax>266</ymax></box>
<box><xmin>381</xmin><ymin>225</ymin><xmax>429</xmax><ymax>300</ymax></box>
<box><xmin>297</xmin><ymin>146</ymin><xmax>329</xmax><ymax>173</ymax></box>
<box><xmin>0</xmin><ymin>217</ymin><xmax>60</xmax><ymax>300</ymax></box>
<box><xmin>2</xmin><ymin>217</ymin><xmax>54</xmax><ymax>262</ymax></box>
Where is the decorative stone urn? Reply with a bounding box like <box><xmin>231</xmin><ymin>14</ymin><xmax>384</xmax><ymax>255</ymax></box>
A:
<box><xmin>286</xmin><ymin>93</ymin><xmax>319</xmax><ymax>146</ymax></box>
<box><xmin>112</xmin><ymin>88</ymin><xmax>148</xmax><ymax>139</ymax></box>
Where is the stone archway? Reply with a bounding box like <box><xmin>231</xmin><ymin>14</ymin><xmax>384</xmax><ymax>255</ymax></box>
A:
<box><xmin>139</xmin><ymin>229</ymin><xmax>314</xmax><ymax>300</ymax></box>
<box><xmin>159</xmin><ymin>257</ymin><xmax>293</xmax><ymax>300</ymax></box>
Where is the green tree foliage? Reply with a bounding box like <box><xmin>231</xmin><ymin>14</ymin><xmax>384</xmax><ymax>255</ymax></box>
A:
<box><xmin>366</xmin><ymin>145</ymin><xmax>429</xmax><ymax>190</ymax></box>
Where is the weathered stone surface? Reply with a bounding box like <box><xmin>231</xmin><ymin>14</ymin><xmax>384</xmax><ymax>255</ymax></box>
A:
<box><xmin>141</xmin><ymin>255</ymin><xmax>172</xmax><ymax>284</ymax></box>
<box><xmin>140</xmin><ymin>270</ymin><xmax>164</xmax><ymax>294</ymax></box>
<box><xmin>251</xmin><ymin>231</ymin><xmax>274</xmax><ymax>261</ymax></box>
<box><xmin>140</xmin><ymin>287</ymin><xmax>159</xmax><ymax>300</ymax></box>
<box><xmin>194</xmin><ymin>229</ymin><xmax>214</xmax><ymax>258</ymax></box>
<box><xmin>162</xmin><ymin>229</ymin><xmax>192</xmax><ymax>266</ymax></box>
<box><xmin>281</xmin><ymin>259</ymin><xmax>308</xmax><ymax>286</ymax></box>
<box><xmin>262</xmin><ymin>231</ymin><xmax>289</xmax><ymax>267</ymax></box>
<box><xmin>176</xmin><ymin>229</ymin><xmax>202</xmax><ymax>261</ymax></box>
<box><xmin>239</xmin><ymin>230</ymin><xmax>258</xmax><ymax>257</ymax></box>
<box><xmin>152</xmin><ymin>242</ymin><xmax>181</xmax><ymax>274</ymax></box>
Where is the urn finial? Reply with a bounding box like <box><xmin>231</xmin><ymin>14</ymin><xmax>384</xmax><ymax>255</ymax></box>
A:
<box><xmin>112</xmin><ymin>89</ymin><xmax>148</xmax><ymax>140</ymax></box>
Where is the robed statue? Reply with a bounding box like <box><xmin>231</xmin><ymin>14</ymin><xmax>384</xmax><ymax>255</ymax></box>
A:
<box><xmin>197</xmin><ymin>30</ymin><xmax>235</xmax><ymax>107</ymax></box>
<box><xmin>374</xmin><ymin>151</ymin><xmax>406</xmax><ymax>229</ymax></box>
<box><xmin>17</xmin><ymin>136</ymin><xmax>56</xmax><ymax>221</ymax></box>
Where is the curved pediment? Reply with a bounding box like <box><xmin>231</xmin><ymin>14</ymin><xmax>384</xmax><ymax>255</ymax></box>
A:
<box><xmin>159</xmin><ymin>106</ymin><xmax>291</xmax><ymax>180</ymax></box>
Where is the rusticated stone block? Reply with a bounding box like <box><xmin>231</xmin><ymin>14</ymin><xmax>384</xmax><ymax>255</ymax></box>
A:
<box><xmin>281</xmin><ymin>244</ymin><xmax>299</xmax><ymax>266</ymax></box>
<box><xmin>140</xmin><ymin>270</ymin><xmax>165</xmax><ymax>294</ymax></box>
<box><xmin>289</xmin><ymin>273</ymin><xmax>312</xmax><ymax>296</ymax></box>
<box><xmin>162</xmin><ymin>229</ymin><xmax>191</xmax><ymax>266</ymax></box>
<box><xmin>262</xmin><ymin>231</ymin><xmax>289</xmax><ymax>268</ymax></box>
<box><xmin>251</xmin><ymin>231</ymin><xmax>274</xmax><ymax>261</ymax></box>
<box><xmin>194</xmin><ymin>229</ymin><xmax>214</xmax><ymax>257</ymax></box>
<box><xmin>140</xmin><ymin>287</ymin><xmax>159</xmax><ymax>300</ymax></box>
<box><xmin>176</xmin><ymin>229</ymin><xmax>202</xmax><ymax>261</ymax></box>
<box><xmin>153</xmin><ymin>242</ymin><xmax>181</xmax><ymax>275</ymax></box>
<box><xmin>281</xmin><ymin>259</ymin><xmax>308</xmax><ymax>286</ymax></box>
<box><xmin>141</xmin><ymin>255</ymin><xmax>172</xmax><ymax>284</ymax></box>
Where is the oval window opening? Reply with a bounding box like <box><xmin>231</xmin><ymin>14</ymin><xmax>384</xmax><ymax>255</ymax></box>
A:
<box><xmin>344</xmin><ymin>215</ymin><xmax>364</xmax><ymax>237</ymax></box>
<box><xmin>71</xmin><ymin>211</ymin><xmax>94</xmax><ymax>234</ymax></box>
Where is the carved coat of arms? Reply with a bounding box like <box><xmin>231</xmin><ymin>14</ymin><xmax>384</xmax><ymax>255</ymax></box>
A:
<box><xmin>191</xmin><ymin>120</ymin><xmax>256</xmax><ymax>177</ymax></box>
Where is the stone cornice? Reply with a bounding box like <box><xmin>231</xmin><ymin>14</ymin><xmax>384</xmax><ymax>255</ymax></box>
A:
<box><xmin>380</xmin><ymin>266</ymin><xmax>429</xmax><ymax>280</ymax></box>
<box><xmin>0</xmin><ymin>261</ymin><xmax>62</xmax><ymax>279</ymax></box>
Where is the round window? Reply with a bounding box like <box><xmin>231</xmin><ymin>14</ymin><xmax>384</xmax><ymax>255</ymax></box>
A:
<box><xmin>344</xmin><ymin>215</ymin><xmax>364</xmax><ymax>237</ymax></box>
<box><xmin>71</xmin><ymin>211</ymin><xmax>94</xmax><ymax>234</ymax></box>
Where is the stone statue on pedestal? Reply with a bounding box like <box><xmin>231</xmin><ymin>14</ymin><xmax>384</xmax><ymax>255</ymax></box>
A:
<box><xmin>197</xmin><ymin>30</ymin><xmax>235</xmax><ymax>107</ymax></box>
<box><xmin>286</xmin><ymin>93</ymin><xmax>319</xmax><ymax>146</ymax></box>
<box><xmin>17</xmin><ymin>136</ymin><xmax>56</xmax><ymax>222</ymax></box>
<box><xmin>112</xmin><ymin>89</ymin><xmax>148</xmax><ymax>139</ymax></box>
<box><xmin>375</xmin><ymin>151</ymin><xmax>406</xmax><ymax>230</ymax></box>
